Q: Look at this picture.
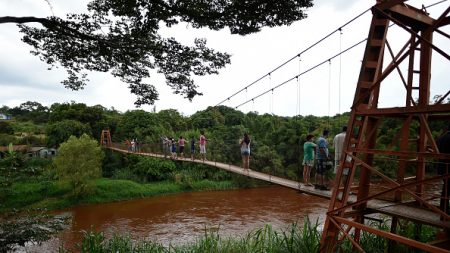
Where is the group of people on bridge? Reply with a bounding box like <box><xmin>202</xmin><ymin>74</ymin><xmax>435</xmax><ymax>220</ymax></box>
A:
<box><xmin>158</xmin><ymin>131</ymin><xmax>252</xmax><ymax>169</ymax></box>
<box><xmin>161</xmin><ymin>131</ymin><xmax>208</xmax><ymax>161</ymax></box>
<box><xmin>302</xmin><ymin>127</ymin><xmax>347</xmax><ymax>191</ymax></box>
<box><xmin>120</xmin><ymin>124</ymin><xmax>449</xmax><ymax>215</ymax></box>
<box><xmin>124</xmin><ymin>138</ymin><xmax>140</xmax><ymax>153</ymax></box>
<box><xmin>302</xmin><ymin>124</ymin><xmax>450</xmax><ymax>218</ymax></box>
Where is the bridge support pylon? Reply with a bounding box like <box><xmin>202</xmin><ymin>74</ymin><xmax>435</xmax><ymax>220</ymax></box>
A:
<box><xmin>100</xmin><ymin>129</ymin><xmax>112</xmax><ymax>147</ymax></box>
<box><xmin>320</xmin><ymin>1</ymin><xmax>450</xmax><ymax>252</ymax></box>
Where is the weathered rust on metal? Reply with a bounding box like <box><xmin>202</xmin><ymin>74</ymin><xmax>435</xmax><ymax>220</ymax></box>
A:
<box><xmin>320</xmin><ymin>0</ymin><xmax>450</xmax><ymax>252</ymax></box>
<box><xmin>100</xmin><ymin>129</ymin><xmax>112</xmax><ymax>147</ymax></box>
<box><xmin>334</xmin><ymin>216</ymin><xmax>450</xmax><ymax>253</ymax></box>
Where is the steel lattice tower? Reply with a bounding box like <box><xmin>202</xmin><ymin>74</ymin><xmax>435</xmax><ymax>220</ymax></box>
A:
<box><xmin>320</xmin><ymin>1</ymin><xmax>450</xmax><ymax>252</ymax></box>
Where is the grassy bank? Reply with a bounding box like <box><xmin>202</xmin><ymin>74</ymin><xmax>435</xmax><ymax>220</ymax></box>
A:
<box><xmin>58</xmin><ymin>217</ymin><xmax>439</xmax><ymax>253</ymax></box>
<box><xmin>1</xmin><ymin>178</ymin><xmax>239</xmax><ymax>212</ymax></box>
<box><xmin>61</xmin><ymin>218</ymin><xmax>322</xmax><ymax>253</ymax></box>
<box><xmin>1</xmin><ymin>152</ymin><xmax>260</xmax><ymax>212</ymax></box>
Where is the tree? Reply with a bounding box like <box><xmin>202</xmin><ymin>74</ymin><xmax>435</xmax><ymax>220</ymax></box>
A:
<box><xmin>157</xmin><ymin>109</ymin><xmax>187</xmax><ymax>132</ymax></box>
<box><xmin>0</xmin><ymin>0</ymin><xmax>313</xmax><ymax>106</ymax></box>
<box><xmin>7</xmin><ymin>101</ymin><xmax>49</xmax><ymax>123</ymax></box>
<box><xmin>46</xmin><ymin>119</ymin><xmax>92</xmax><ymax>147</ymax></box>
<box><xmin>53</xmin><ymin>134</ymin><xmax>104</xmax><ymax>196</ymax></box>
<box><xmin>49</xmin><ymin>102</ymin><xmax>108</xmax><ymax>138</ymax></box>
<box><xmin>115</xmin><ymin>110</ymin><xmax>159</xmax><ymax>140</ymax></box>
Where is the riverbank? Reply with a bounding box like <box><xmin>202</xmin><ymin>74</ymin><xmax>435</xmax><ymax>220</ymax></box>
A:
<box><xmin>60</xmin><ymin>219</ymin><xmax>323</xmax><ymax>253</ymax></box>
<box><xmin>1</xmin><ymin>178</ymin><xmax>244</xmax><ymax>213</ymax></box>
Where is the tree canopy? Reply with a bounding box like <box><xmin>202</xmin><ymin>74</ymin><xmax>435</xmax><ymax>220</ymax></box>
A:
<box><xmin>1</xmin><ymin>0</ymin><xmax>313</xmax><ymax>106</ymax></box>
<box><xmin>54</xmin><ymin>134</ymin><xmax>104</xmax><ymax>196</ymax></box>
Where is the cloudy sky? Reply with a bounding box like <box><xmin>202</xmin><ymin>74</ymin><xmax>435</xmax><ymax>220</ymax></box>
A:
<box><xmin>0</xmin><ymin>0</ymin><xmax>448</xmax><ymax>116</ymax></box>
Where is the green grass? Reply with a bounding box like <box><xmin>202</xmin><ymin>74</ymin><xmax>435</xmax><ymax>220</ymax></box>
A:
<box><xmin>62</xmin><ymin>217</ymin><xmax>439</xmax><ymax>253</ymax></box>
<box><xmin>60</xmin><ymin>218</ymin><xmax>322</xmax><ymax>253</ymax></box>
<box><xmin>1</xmin><ymin>178</ymin><xmax>238</xmax><ymax>213</ymax></box>
<box><xmin>1</xmin><ymin>180</ymin><xmax>72</xmax><ymax>211</ymax></box>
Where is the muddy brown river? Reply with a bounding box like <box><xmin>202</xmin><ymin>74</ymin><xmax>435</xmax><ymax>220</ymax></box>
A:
<box><xmin>28</xmin><ymin>186</ymin><xmax>329</xmax><ymax>252</ymax></box>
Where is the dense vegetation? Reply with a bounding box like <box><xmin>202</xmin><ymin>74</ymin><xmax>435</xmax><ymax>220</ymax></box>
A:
<box><xmin>1</xmin><ymin>101</ymin><xmax>447</xmax><ymax>179</ymax></box>
<box><xmin>0</xmin><ymin>101</ymin><xmax>447</xmax><ymax>252</ymax></box>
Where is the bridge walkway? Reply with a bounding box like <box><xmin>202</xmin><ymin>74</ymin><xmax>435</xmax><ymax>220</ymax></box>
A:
<box><xmin>108</xmin><ymin>147</ymin><xmax>450</xmax><ymax>229</ymax></box>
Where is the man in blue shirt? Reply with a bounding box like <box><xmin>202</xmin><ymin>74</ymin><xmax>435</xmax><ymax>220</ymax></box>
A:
<box><xmin>315</xmin><ymin>129</ymin><xmax>330</xmax><ymax>190</ymax></box>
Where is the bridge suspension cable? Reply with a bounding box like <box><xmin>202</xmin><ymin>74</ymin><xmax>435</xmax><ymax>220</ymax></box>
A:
<box><xmin>233</xmin><ymin>38</ymin><xmax>367</xmax><ymax>109</ymax></box>
<box><xmin>327</xmin><ymin>59</ymin><xmax>331</xmax><ymax>128</ymax></box>
<box><xmin>338</xmin><ymin>28</ymin><xmax>343</xmax><ymax>126</ymax></box>
<box><xmin>215</xmin><ymin>8</ymin><xmax>371</xmax><ymax>107</ymax></box>
<box><xmin>296</xmin><ymin>56</ymin><xmax>301</xmax><ymax>116</ymax></box>
<box><xmin>219</xmin><ymin>0</ymin><xmax>448</xmax><ymax>111</ymax></box>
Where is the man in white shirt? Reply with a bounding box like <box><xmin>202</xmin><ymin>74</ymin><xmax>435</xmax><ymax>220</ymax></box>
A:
<box><xmin>333</xmin><ymin>126</ymin><xmax>347</xmax><ymax>174</ymax></box>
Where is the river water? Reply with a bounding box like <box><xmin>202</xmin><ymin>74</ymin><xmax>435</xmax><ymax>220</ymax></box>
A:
<box><xmin>29</xmin><ymin>186</ymin><xmax>329</xmax><ymax>252</ymax></box>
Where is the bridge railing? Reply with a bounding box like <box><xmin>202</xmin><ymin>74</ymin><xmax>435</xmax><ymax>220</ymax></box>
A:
<box><xmin>109</xmin><ymin>138</ymin><xmax>294</xmax><ymax>181</ymax></box>
<box><xmin>107</xmin><ymin>139</ymin><xmax>447</xmax><ymax>207</ymax></box>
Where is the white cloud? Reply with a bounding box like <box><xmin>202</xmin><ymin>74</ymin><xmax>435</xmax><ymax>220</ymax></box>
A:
<box><xmin>0</xmin><ymin>0</ymin><xmax>448</xmax><ymax>116</ymax></box>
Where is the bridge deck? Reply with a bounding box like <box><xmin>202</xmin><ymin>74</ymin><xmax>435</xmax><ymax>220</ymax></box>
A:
<box><xmin>109</xmin><ymin>147</ymin><xmax>450</xmax><ymax>229</ymax></box>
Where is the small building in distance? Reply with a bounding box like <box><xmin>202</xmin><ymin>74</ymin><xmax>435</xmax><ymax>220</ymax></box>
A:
<box><xmin>27</xmin><ymin>147</ymin><xmax>57</xmax><ymax>158</ymax></box>
<box><xmin>0</xmin><ymin>145</ymin><xmax>57</xmax><ymax>159</ymax></box>
<box><xmin>0</xmin><ymin>113</ymin><xmax>12</xmax><ymax>120</ymax></box>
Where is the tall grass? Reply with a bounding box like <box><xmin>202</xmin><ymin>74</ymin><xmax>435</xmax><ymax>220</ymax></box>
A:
<box><xmin>78</xmin><ymin>230</ymin><xmax>167</xmax><ymax>253</ymax></box>
<box><xmin>60</xmin><ymin>218</ymin><xmax>322</xmax><ymax>253</ymax></box>
<box><xmin>59</xmin><ymin>216</ymin><xmax>440</xmax><ymax>253</ymax></box>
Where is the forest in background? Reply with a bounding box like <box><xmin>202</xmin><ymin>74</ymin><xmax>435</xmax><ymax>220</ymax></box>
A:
<box><xmin>1</xmin><ymin>100</ymin><xmax>447</xmax><ymax>181</ymax></box>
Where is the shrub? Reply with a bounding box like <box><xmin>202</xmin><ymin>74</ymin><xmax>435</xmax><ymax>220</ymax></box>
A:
<box><xmin>53</xmin><ymin>134</ymin><xmax>104</xmax><ymax>197</ymax></box>
<box><xmin>131</xmin><ymin>156</ymin><xmax>176</xmax><ymax>182</ymax></box>
<box><xmin>102</xmin><ymin>149</ymin><xmax>124</xmax><ymax>178</ymax></box>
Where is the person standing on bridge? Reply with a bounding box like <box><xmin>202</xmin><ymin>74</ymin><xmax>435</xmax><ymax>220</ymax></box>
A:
<box><xmin>190</xmin><ymin>136</ymin><xmax>196</xmax><ymax>160</ymax></box>
<box><xmin>161</xmin><ymin>136</ymin><xmax>169</xmax><ymax>158</ymax></box>
<box><xmin>333</xmin><ymin>126</ymin><xmax>347</xmax><ymax>174</ymax></box>
<box><xmin>240</xmin><ymin>133</ymin><xmax>251</xmax><ymax>171</ymax></box>
<box><xmin>302</xmin><ymin>134</ymin><xmax>317</xmax><ymax>186</ymax></box>
<box><xmin>125</xmin><ymin>139</ymin><xmax>131</xmax><ymax>152</ymax></box>
<box><xmin>171</xmin><ymin>138</ymin><xmax>177</xmax><ymax>160</ymax></box>
<box><xmin>315</xmin><ymin>129</ymin><xmax>330</xmax><ymax>190</ymax></box>
<box><xmin>178</xmin><ymin>136</ymin><xmax>185</xmax><ymax>159</ymax></box>
<box><xmin>199</xmin><ymin>131</ymin><xmax>207</xmax><ymax>161</ymax></box>
<box><xmin>131</xmin><ymin>139</ymin><xmax>136</xmax><ymax>152</ymax></box>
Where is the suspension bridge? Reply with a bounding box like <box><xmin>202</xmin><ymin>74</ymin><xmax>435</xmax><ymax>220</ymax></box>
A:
<box><xmin>104</xmin><ymin>142</ymin><xmax>449</xmax><ymax>234</ymax></box>
<box><xmin>102</xmin><ymin>0</ymin><xmax>450</xmax><ymax>252</ymax></box>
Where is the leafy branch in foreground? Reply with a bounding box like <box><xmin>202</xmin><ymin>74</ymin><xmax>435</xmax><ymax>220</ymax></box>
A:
<box><xmin>0</xmin><ymin>0</ymin><xmax>313</xmax><ymax>106</ymax></box>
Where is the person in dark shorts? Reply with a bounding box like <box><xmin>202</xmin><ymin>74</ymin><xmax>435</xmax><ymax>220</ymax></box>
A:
<box><xmin>178</xmin><ymin>136</ymin><xmax>185</xmax><ymax>159</ymax></box>
<box><xmin>315</xmin><ymin>129</ymin><xmax>330</xmax><ymax>190</ymax></box>
<box><xmin>190</xmin><ymin>137</ymin><xmax>196</xmax><ymax>160</ymax></box>
<box><xmin>171</xmin><ymin>138</ymin><xmax>177</xmax><ymax>160</ymax></box>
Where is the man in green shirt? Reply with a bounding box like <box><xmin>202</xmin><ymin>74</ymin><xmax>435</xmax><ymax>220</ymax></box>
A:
<box><xmin>302</xmin><ymin>134</ymin><xmax>317</xmax><ymax>186</ymax></box>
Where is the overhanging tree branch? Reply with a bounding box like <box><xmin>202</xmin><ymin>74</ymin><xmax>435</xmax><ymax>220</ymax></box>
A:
<box><xmin>1</xmin><ymin>0</ymin><xmax>313</xmax><ymax>106</ymax></box>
